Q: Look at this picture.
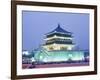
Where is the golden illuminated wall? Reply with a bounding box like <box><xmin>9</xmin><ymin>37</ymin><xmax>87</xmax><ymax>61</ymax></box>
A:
<box><xmin>43</xmin><ymin>44</ymin><xmax>74</xmax><ymax>51</ymax></box>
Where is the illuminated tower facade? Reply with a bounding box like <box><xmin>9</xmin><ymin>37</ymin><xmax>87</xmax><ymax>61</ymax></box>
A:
<box><xmin>43</xmin><ymin>24</ymin><xmax>75</xmax><ymax>51</ymax></box>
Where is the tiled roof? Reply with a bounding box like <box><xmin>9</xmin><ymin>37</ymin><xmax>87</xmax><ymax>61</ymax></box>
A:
<box><xmin>46</xmin><ymin>24</ymin><xmax>71</xmax><ymax>35</ymax></box>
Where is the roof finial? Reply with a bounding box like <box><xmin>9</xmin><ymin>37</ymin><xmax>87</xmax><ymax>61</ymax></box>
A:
<box><xmin>58</xmin><ymin>23</ymin><xmax>60</xmax><ymax>28</ymax></box>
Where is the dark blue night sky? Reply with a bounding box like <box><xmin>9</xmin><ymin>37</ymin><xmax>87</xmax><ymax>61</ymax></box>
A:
<box><xmin>22</xmin><ymin>11</ymin><xmax>89</xmax><ymax>51</ymax></box>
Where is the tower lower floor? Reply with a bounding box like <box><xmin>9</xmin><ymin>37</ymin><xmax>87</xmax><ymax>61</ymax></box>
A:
<box><xmin>43</xmin><ymin>44</ymin><xmax>74</xmax><ymax>51</ymax></box>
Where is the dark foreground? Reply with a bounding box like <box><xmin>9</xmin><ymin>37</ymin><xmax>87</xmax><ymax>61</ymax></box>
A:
<box><xmin>22</xmin><ymin>61</ymin><xmax>89</xmax><ymax>69</ymax></box>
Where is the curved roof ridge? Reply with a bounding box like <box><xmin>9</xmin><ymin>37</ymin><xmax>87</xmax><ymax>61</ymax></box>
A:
<box><xmin>46</xmin><ymin>24</ymin><xmax>71</xmax><ymax>35</ymax></box>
